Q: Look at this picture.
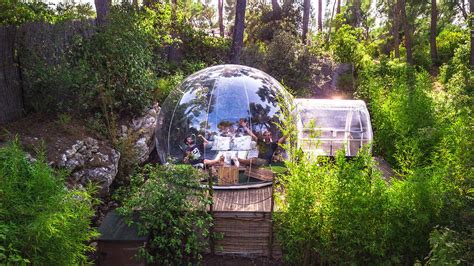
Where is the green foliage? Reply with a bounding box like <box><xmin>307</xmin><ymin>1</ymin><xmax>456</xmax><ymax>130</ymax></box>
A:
<box><xmin>426</xmin><ymin>227</ymin><xmax>467</xmax><ymax>265</ymax></box>
<box><xmin>0</xmin><ymin>141</ymin><xmax>98</xmax><ymax>265</ymax></box>
<box><xmin>275</xmin><ymin>150</ymin><xmax>391</xmax><ymax>264</ymax></box>
<box><xmin>355</xmin><ymin>54</ymin><xmax>472</xmax><ymax>263</ymax></box>
<box><xmin>77</xmin><ymin>5</ymin><xmax>162</xmax><ymax>116</ymax></box>
<box><xmin>263</xmin><ymin>30</ymin><xmax>313</xmax><ymax>96</ymax></box>
<box><xmin>176</xmin><ymin>24</ymin><xmax>230</xmax><ymax>73</ymax></box>
<box><xmin>358</xmin><ymin>60</ymin><xmax>439</xmax><ymax>171</ymax></box>
<box><xmin>436</xmin><ymin>26</ymin><xmax>469</xmax><ymax>64</ymax></box>
<box><xmin>275</xmin><ymin>104</ymin><xmax>461</xmax><ymax>264</ymax></box>
<box><xmin>0</xmin><ymin>0</ymin><xmax>93</xmax><ymax>25</ymax></box>
<box><xmin>155</xmin><ymin>73</ymin><xmax>184</xmax><ymax>104</ymax></box>
<box><xmin>117</xmin><ymin>164</ymin><xmax>212</xmax><ymax>264</ymax></box>
<box><xmin>330</xmin><ymin>24</ymin><xmax>364</xmax><ymax>65</ymax></box>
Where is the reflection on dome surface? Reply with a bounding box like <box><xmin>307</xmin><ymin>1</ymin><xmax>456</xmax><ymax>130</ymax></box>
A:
<box><xmin>155</xmin><ymin>65</ymin><xmax>292</xmax><ymax>164</ymax></box>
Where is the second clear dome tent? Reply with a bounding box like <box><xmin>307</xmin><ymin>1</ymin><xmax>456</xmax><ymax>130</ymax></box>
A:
<box><xmin>155</xmin><ymin>65</ymin><xmax>292</xmax><ymax>163</ymax></box>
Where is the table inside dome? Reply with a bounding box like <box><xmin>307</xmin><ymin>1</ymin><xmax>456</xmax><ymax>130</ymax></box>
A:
<box><xmin>202</xmin><ymin>162</ymin><xmax>286</xmax><ymax>187</ymax></box>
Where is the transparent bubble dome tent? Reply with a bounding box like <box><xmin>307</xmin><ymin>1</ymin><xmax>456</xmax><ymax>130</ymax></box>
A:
<box><xmin>155</xmin><ymin>65</ymin><xmax>291</xmax><ymax>168</ymax></box>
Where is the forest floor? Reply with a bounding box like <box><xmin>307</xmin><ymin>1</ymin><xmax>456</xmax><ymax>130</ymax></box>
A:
<box><xmin>0</xmin><ymin>113</ymin><xmax>102</xmax><ymax>162</ymax></box>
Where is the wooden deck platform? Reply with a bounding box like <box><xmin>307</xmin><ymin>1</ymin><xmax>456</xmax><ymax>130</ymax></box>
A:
<box><xmin>212</xmin><ymin>184</ymin><xmax>273</xmax><ymax>212</ymax></box>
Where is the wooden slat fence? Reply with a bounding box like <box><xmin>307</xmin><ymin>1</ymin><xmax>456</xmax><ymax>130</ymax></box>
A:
<box><xmin>0</xmin><ymin>20</ymin><xmax>95</xmax><ymax>124</ymax></box>
<box><xmin>212</xmin><ymin>211</ymin><xmax>282</xmax><ymax>259</ymax></box>
<box><xmin>0</xmin><ymin>26</ymin><xmax>23</xmax><ymax>124</ymax></box>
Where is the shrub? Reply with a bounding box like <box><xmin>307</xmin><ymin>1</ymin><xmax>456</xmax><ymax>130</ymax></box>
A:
<box><xmin>358</xmin><ymin>61</ymin><xmax>439</xmax><ymax>171</ymax></box>
<box><xmin>154</xmin><ymin>73</ymin><xmax>184</xmax><ymax>104</ymax></box>
<box><xmin>0</xmin><ymin>0</ymin><xmax>93</xmax><ymax>25</ymax></box>
<box><xmin>117</xmin><ymin>164</ymin><xmax>212</xmax><ymax>264</ymax></box>
<box><xmin>330</xmin><ymin>24</ymin><xmax>364</xmax><ymax>66</ymax></box>
<box><xmin>275</xmin><ymin>85</ymin><xmax>464</xmax><ymax>264</ymax></box>
<box><xmin>77</xmin><ymin>5</ymin><xmax>160</xmax><ymax>116</ymax></box>
<box><xmin>0</xmin><ymin>141</ymin><xmax>98</xmax><ymax>265</ymax></box>
<box><xmin>177</xmin><ymin>24</ymin><xmax>230</xmax><ymax>73</ymax></box>
<box><xmin>275</xmin><ymin>150</ymin><xmax>391</xmax><ymax>264</ymax></box>
<box><xmin>264</xmin><ymin>29</ymin><xmax>313</xmax><ymax>96</ymax></box>
<box><xmin>437</xmin><ymin>26</ymin><xmax>469</xmax><ymax>64</ymax></box>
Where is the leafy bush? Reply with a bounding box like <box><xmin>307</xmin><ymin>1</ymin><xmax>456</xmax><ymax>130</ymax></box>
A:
<box><xmin>275</xmin><ymin>150</ymin><xmax>391</xmax><ymax>264</ymax></box>
<box><xmin>358</xmin><ymin>61</ymin><xmax>439</xmax><ymax>171</ymax></box>
<box><xmin>264</xmin><ymin>30</ymin><xmax>313</xmax><ymax>96</ymax></box>
<box><xmin>0</xmin><ymin>141</ymin><xmax>98</xmax><ymax>265</ymax></box>
<box><xmin>330</xmin><ymin>24</ymin><xmax>364</xmax><ymax>66</ymax></box>
<box><xmin>154</xmin><ymin>73</ymin><xmax>184</xmax><ymax>104</ymax></box>
<box><xmin>0</xmin><ymin>0</ymin><xmax>93</xmax><ymax>25</ymax></box>
<box><xmin>177</xmin><ymin>24</ymin><xmax>230</xmax><ymax>73</ymax></box>
<box><xmin>117</xmin><ymin>164</ymin><xmax>212</xmax><ymax>264</ymax></box>
<box><xmin>437</xmin><ymin>26</ymin><xmax>469</xmax><ymax>64</ymax></box>
<box><xmin>274</xmin><ymin>69</ymin><xmax>467</xmax><ymax>263</ymax></box>
<box><xmin>77</xmin><ymin>5</ymin><xmax>161</xmax><ymax>116</ymax></box>
<box><xmin>426</xmin><ymin>227</ymin><xmax>467</xmax><ymax>264</ymax></box>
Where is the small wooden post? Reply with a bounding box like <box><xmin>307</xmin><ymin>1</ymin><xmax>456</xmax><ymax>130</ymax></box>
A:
<box><xmin>268</xmin><ymin>172</ymin><xmax>275</xmax><ymax>259</ymax></box>
<box><xmin>207</xmin><ymin>168</ymin><xmax>215</xmax><ymax>255</ymax></box>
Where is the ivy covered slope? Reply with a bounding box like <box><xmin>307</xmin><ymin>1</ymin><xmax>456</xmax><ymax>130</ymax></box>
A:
<box><xmin>0</xmin><ymin>142</ymin><xmax>98</xmax><ymax>265</ymax></box>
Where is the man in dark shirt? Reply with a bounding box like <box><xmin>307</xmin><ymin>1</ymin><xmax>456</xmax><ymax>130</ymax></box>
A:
<box><xmin>183</xmin><ymin>135</ymin><xmax>223</xmax><ymax>167</ymax></box>
<box><xmin>237</xmin><ymin>122</ymin><xmax>285</xmax><ymax>166</ymax></box>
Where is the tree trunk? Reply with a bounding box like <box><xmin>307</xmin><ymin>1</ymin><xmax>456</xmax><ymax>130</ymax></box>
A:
<box><xmin>272</xmin><ymin>0</ymin><xmax>282</xmax><ymax>20</ymax></box>
<box><xmin>318</xmin><ymin>0</ymin><xmax>323</xmax><ymax>31</ymax></box>
<box><xmin>400</xmin><ymin>0</ymin><xmax>413</xmax><ymax>65</ymax></box>
<box><xmin>94</xmin><ymin>0</ymin><xmax>110</xmax><ymax>25</ymax></box>
<box><xmin>470</xmin><ymin>0</ymin><xmax>474</xmax><ymax>68</ymax></box>
<box><xmin>393</xmin><ymin>0</ymin><xmax>400</xmax><ymax>58</ymax></box>
<box><xmin>302</xmin><ymin>0</ymin><xmax>311</xmax><ymax>43</ymax></box>
<box><xmin>168</xmin><ymin>0</ymin><xmax>179</xmax><ymax>63</ymax></box>
<box><xmin>230</xmin><ymin>0</ymin><xmax>247</xmax><ymax>64</ymax></box>
<box><xmin>218</xmin><ymin>0</ymin><xmax>225</xmax><ymax>37</ymax></box>
<box><xmin>336</xmin><ymin>0</ymin><xmax>341</xmax><ymax>14</ymax></box>
<box><xmin>352</xmin><ymin>0</ymin><xmax>361</xmax><ymax>27</ymax></box>
<box><xmin>430</xmin><ymin>0</ymin><xmax>438</xmax><ymax>66</ymax></box>
<box><xmin>327</xmin><ymin>0</ymin><xmax>337</xmax><ymax>44</ymax></box>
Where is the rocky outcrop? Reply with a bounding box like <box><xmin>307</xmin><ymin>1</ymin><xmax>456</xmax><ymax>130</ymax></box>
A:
<box><xmin>119</xmin><ymin>103</ymin><xmax>160</xmax><ymax>164</ymax></box>
<box><xmin>56</xmin><ymin>137</ymin><xmax>120</xmax><ymax>197</ymax></box>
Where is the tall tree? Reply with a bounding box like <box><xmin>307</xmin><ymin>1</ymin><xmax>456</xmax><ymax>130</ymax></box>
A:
<box><xmin>302</xmin><ymin>0</ymin><xmax>311</xmax><ymax>43</ymax></box>
<box><xmin>337</xmin><ymin>0</ymin><xmax>341</xmax><ymax>14</ymax></box>
<box><xmin>430</xmin><ymin>0</ymin><xmax>438</xmax><ymax>66</ymax></box>
<box><xmin>318</xmin><ymin>0</ymin><xmax>323</xmax><ymax>31</ymax></box>
<box><xmin>94</xmin><ymin>0</ymin><xmax>110</xmax><ymax>25</ymax></box>
<box><xmin>400</xmin><ymin>0</ymin><xmax>413</xmax><ymax>64</ymax></box>
<box><xmin>230</xmin><ymin>0</ymin><xmax>247</xmax><ymax>64</ymax></box>
<box><xmin>218</xmin><ymin>0</ymin><xmax>224</xmax><ymax>37</ymax></box>
<box><xmin>392</xmin><ymin>0</ymin><xmax>400</xmax><ymax>58</ymax></box>
<box><xmin>470</xmin><ymin>0</ymin><xmax>474</xmax><ymax>68</ymax></box>
<box><xmin>272</xmin><ymin>0</ymin><xmax>282</xmax><ymax>20</ymax></box>
<box><xmin>168</xmin><ymin>0</ymin><xmax>179</xmax><ymax>63</ymax></box>
<box><xmin>351</xmin><ymin>0</ymin><xmax>362</xmax><ymax>27</ymax></box>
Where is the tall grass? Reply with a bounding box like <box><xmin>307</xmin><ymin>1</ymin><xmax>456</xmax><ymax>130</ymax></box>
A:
<box><xmin>274</xmin><ymin>54</ymin><xmax>470</xmax><ymax>264</ymax></box>
<box><xmin>0</xmin><ymin>141</ymin><xmax>98</xmax><ymax>265</ymax></box>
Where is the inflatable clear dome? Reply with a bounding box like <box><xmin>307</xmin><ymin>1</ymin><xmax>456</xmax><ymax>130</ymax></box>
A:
<box><xmin>155</xmin><ymin>65</ymin><xmax>292</xmax><ymax>164</ymax></box>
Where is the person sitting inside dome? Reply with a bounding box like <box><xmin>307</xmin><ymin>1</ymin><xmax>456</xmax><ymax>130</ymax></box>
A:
<box><xmin>183</xmin><ymin>134</ymin><xmax>223</xmax><ymax>168</ymax></box>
